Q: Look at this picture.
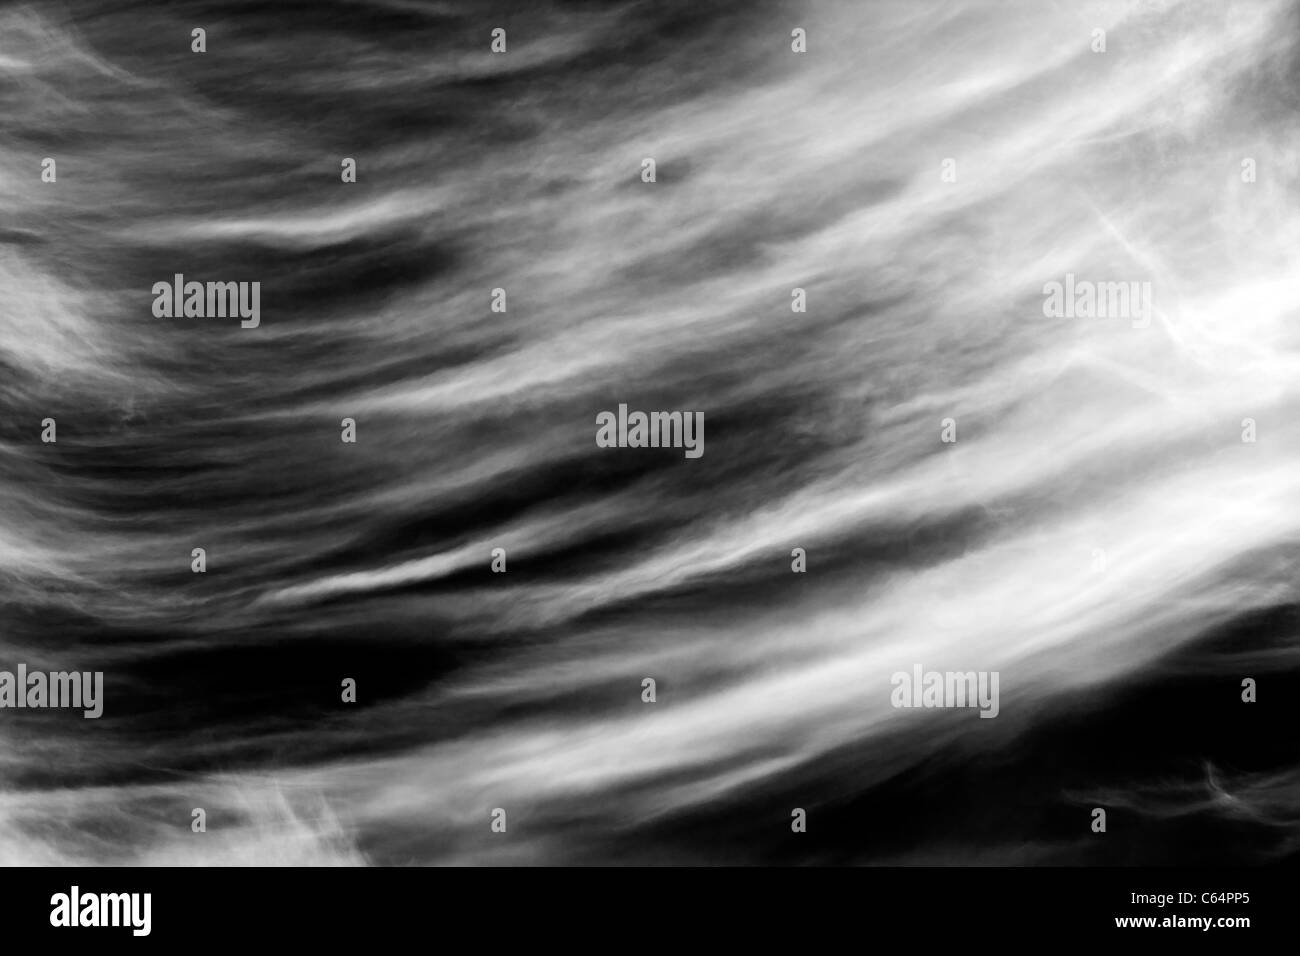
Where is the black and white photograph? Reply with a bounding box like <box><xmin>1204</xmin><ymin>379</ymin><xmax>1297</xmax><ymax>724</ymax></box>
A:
<box><xmin>0</xmin><ymin>0</ymin><xmax>1293</xmax><ymax>938</ymax></box>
